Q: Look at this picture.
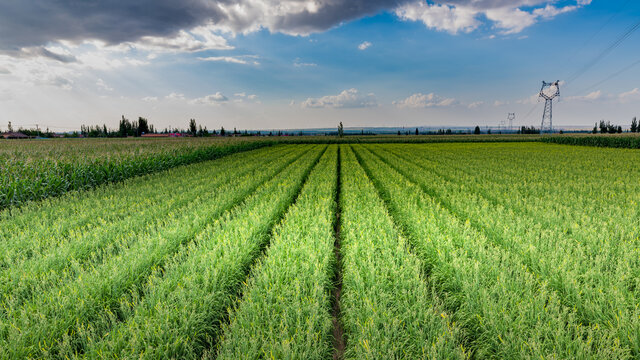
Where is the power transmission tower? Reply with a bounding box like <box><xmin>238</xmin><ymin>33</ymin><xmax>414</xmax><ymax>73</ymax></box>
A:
<box><xmin>539</xmin><ymin>81</ymin><xmax>560</xmax><ymax>133</ymax></box>
<box><xmin>507</xmin><ymin>113</ymin><xmax>515</xmax><ymax>131</ymax></box>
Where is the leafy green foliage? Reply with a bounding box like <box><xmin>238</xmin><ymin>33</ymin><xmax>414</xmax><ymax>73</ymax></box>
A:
<box><xmin>0</xmin><ymin>138</ymin><xmax>274</xmax><ymax>209</ymax></box>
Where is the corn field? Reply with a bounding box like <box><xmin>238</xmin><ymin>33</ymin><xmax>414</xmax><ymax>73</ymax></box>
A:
<box><xmin>0</xmin><ymin>137</ymin><xmax>272</xmax><ymax>209</ymax></box>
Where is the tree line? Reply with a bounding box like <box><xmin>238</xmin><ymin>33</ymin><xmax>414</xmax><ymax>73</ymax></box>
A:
<box><xmin>78</xmin><ymin>117</ymin><xmax>255</xmax><ymax>138</ymax></box>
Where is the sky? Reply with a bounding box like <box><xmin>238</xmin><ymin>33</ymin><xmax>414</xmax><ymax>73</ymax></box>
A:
<box><xmin>0</xmin><ymin>0</ymin><xmax>639</xmax><ymax>132</ymax></box>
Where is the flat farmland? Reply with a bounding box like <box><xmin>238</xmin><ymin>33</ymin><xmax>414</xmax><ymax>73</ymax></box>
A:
<box><xmin>1</xmin><ymin>142</ymin><xmax>639</xmax><ymax>359</ymax></box>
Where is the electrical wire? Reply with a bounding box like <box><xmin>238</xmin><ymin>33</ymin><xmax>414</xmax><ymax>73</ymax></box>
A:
<box><xmin>559</xmin><ymin>0</ymin><xmax>632</xmax><ymax>74</ymax></box>
<box><xmin>578</xmin><ymin>57</ymin><xmax>640</xmax><ymax>94</ymax></box>
<box><xmin>565</xmin><ymin>18</ymin><xmax>640</xmax><ymax>86</ymax></box>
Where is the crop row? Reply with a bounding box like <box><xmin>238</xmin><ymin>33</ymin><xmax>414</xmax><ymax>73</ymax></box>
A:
<box><xmin>216</xmin><ymin>146</ymin><xmax>338</xmax><ymax>358</ymax></box>
<box><xmin>0</xmin><ymin>145</ymin><xmax>298</xmax><ymax>320</ymax></box>
<box><xmin>339</xmin><ymin>145</ymin><xmax>465</xmax><ymax>359</ymax></box>
<box><xmin>370</xmin><ymin>143</ymin><xmax>640</xmax><ymax>355</ymax></box>
<box><xmin>352</xmin><ymin>143</ymin><xmax>638</xmax><ymax>358</ymax></box>
<box><xmin>2</xmin><ymin>142</ymin><xmax>636</xmax><ymax>358</ymax></box>
<box><xmin>0</xmin><ymin>144</ymin><xmax>322</xmax><ymax>358</ymax></box>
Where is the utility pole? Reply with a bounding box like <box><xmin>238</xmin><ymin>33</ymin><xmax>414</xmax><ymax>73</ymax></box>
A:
<box><xmin>539</xmin><ymin>81</ymin><xmax>560</xmax><ymax>133</ymax></box>
<box><xmin>507</xmin><ymin>113</ymin><xmax>515</xmax><ymax>131</ymax></box>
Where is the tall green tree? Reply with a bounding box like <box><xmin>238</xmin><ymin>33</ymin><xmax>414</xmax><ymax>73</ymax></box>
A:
<box><xmin>338</xmin><ymin>122</ymin><xmax>344</xmax><ymax>137</ymax></box>
<box><xmin>189</xmin><ymin>119</ymin><xmax>197</xmax><ymax>136</ymax></box>
<box><xmin>474</xmin><ymin>126</ymin><xmax>481</xmax><ymax>135</ymax></box>
<box><xmin>631</xmin><ymin>117</ymin><xmax>637</xmax><ymax>133</ymax></box>
<box><xmin>138</xmin><ymin>117</ymin><xmax>150</xmax><ymax>136</ymax></box>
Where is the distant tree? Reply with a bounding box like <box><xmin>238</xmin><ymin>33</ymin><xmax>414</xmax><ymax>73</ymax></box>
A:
<box><xmin>599</xmin><ymin>120</ymin><xmax>607</xmax><ymax>134</ymax></box>
<box><xmin>487</xmin><ymin>129</ymin><xmax>492</xmax><ymax>134</ymax></box>
<box><xmin>189</xmin><ymin>119</ymin><xmax>197</xmax><ymax>136</ymax></box>
<box><xmin>220</xmin><ymin>126</ymin><xmax>225</xmax><ymax>136</ymax></box>
<box><xmin>592</xmin><ymin>123</ymin><xmax>598</xmax><ymax>134</ymax></box>
<box><xmin>474</xmin><ymin>125</ymin><xmax>481</xmax><ymax>135</ymax></box>
<box><xmin>415</xmin><ymin>128</ymin><xmax>419</xmax><ymax>135</ymax></box>
<box><xmin>338</xmin><ymin>122</ymin><xmax>344</xmax><ymax>137</ymax></box>
<box><xmin>233</xmin><ymin>127</ymin><xmax>239</xmax><ymax>135</ymax></box>
<box><xmin>7</xmin><ymin>121</ymin><xmax>13</xmax><ymax>132</ymax></box>
<box><xmin>137</xmin><ymin>117</ymin><xmax>149</xmax><ymax>136</ymax></box>
<box><xmin>397</xmin><ymin>130</ymin><xmax>401</xmax><ymax>136</ymax></box>
<box><xmin>119</xmin><ymin>116</ymin><xmax>128</xmax><ymax>137</ymax></box>
<box><xmin>617</xmin><ymin>125</ymin><xmax>623</xmax><ymax>133</ymax></box>
<box><xmin>446</xmin><ymin>129</ymin><xmax>452</xmax><ymax>135</ymax></box>
<box><xmin>631</xmin><ymin>117</ymin><xmax>638</xmax><ymax>133</ymax></box>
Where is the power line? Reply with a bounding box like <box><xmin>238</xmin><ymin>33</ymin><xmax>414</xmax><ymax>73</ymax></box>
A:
<box><xmin>566</xmin><ymin>18</ymin><xmax>640</xmax><ymax>86</ymax></box>
<box><xmin>521</xmin><ymin>101</ymin><xmax>541</xmax><ymax>122</ymax></box>
<box><xmin>560</xmin><ymin>0</ymin><xmax>632</xmax><ymax>74</ymax></box>
<box><xmin>578</xmin><ymin>57</ymin><xmax>640</xmax><ymax>94</ymax></box>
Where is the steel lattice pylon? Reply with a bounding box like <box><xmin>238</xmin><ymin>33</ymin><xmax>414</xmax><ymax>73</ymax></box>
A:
<box><xmin>539</xmin><ymin>81</ymin><xmax>560</xmax><ymax>133</ymax></box>
<box><xmin>507</xmin><ymin>113</ymin><xmax>515</xmax><ymax>131</ymax></box>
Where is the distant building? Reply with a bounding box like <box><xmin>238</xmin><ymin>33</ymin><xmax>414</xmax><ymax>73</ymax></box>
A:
<box><xmin>1</xmin><ymin>132</ymin><xmax>29</xmax><ymax>139</ymax></box>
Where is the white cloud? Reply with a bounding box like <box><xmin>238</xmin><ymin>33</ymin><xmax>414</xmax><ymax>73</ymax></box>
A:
<box><xmin>565</xmin><ymin>90</ymin><xmax>602</xmax><ymax>102</ymax></box>
<box><xmin>96</xmin><ymin>78</ymin><xmax>113</xmax><ymax>92</ymax></box>
<box><xmin>302</xmin><ymin>88</ymin><xmax>377</xmax><ymax>109</ymax></box>
<box><xmin>617</xmin><ymin>88</ymin><xmax>640</xmax><ymax>103</ymax></box>
<box><xmin>189</xmin><ymin>92</ymin><xmax>229</xmax><ymax>105</ymax></box>
<box><xmin>493</xmin><ymin>100</ymin><xmax>508</xmax><ymax>107</ymax></box>
<box><xmin>396</xmin><ymin>0</ymin><xmax>590</xmax><ymax>35</ymax></box>
<box><xmin>232</xmin><ymin>93</ymin><xmax>259</xmax><ymax>103</ymax></box>
<box><xmin>142</xmin><ymin>96</ymin><xmax>158</xmax><ymax>102</ymax></box>
<box><xmin>127</xmin><ymin>26</ymin><xmax>233</xmax><ymax>53</ymax></box>
<box><xmin>0</xmin><ymin>54</ymin><xmax>78</xmax><ymax>89</ymax></box>
<box><xmin>468</xmin><ymin>101</ymin><xmax>484</xmax><ymax>109</ymax></box>
<box><xmin>165</xmin><ymin>92</ymin><xmax>186</xmax><ymax>101</ymax></box>
<box><xmin>393</xmin><ymin>92</ymin><xmax>458</xmax><ymax>108</ymax></box>
<box><xmin>198</xmin><ymin>55</ymin><xmax>259</xmax><ymax>65</ymax></box>
<box><xmin>396</xmin><ymin>2</ymin><xmax>480</xmax><ymax>34</ymax></box>
<box><xmin>358</xmin><ymin>41</ymin><xmax>372</xmax><ymax>50</ymax></box>
<box><xmin>484</xmin><ymin>7</ymin><xmax>537</xmax><ymax>34</ymax></box>
<box><xmin>293</xmin><ymin>58</ymin><xmax>317</xmax><ymax>67</ymax></box>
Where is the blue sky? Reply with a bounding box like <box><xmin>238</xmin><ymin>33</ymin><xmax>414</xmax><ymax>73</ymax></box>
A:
<box><xmin>0</xmin><ymin>0</ymin><xmax>639</xmax><ymax>131</ymax></box>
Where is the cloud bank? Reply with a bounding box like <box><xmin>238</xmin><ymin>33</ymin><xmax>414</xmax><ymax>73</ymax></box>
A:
<box><xmin>394</xmin><ymin>92</ymin><xmax>457</xmax><ymax>108</ymax></box>
<box><xmin>0</xmin><ymin>0</ymin><xmax>591</xmax><ymax>54</ymax></box>
<box><xmin>302</xmin><ymin>89</ymin><xmax>378</xmax><ymax>108</ymax></box>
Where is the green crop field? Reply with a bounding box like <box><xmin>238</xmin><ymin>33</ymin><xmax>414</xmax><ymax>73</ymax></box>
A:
<box><xmin>1</xmin><ymin>141</ymin><xmax>639</xmax><ymax>359</ymax></box>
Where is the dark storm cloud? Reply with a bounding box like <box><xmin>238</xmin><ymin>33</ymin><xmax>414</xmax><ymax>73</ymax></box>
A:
<box><xmin>261</xmin><ymin>0</ymin><xmax>410</xmax><ymax>34</ymax></box>
<box><xmin>0</xmin><ymin>0</ymin><xmax>409</xmax><ymax>51</ymax></box>
<box><xmin>0</xmin><ymin>0</ymin><xmax>562</xmax><ymax>53</ymax></box>
<box><xmin>0</xmin><ymin>0</ymin><xmax>223</xmax><ymax>50</ymax></box>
